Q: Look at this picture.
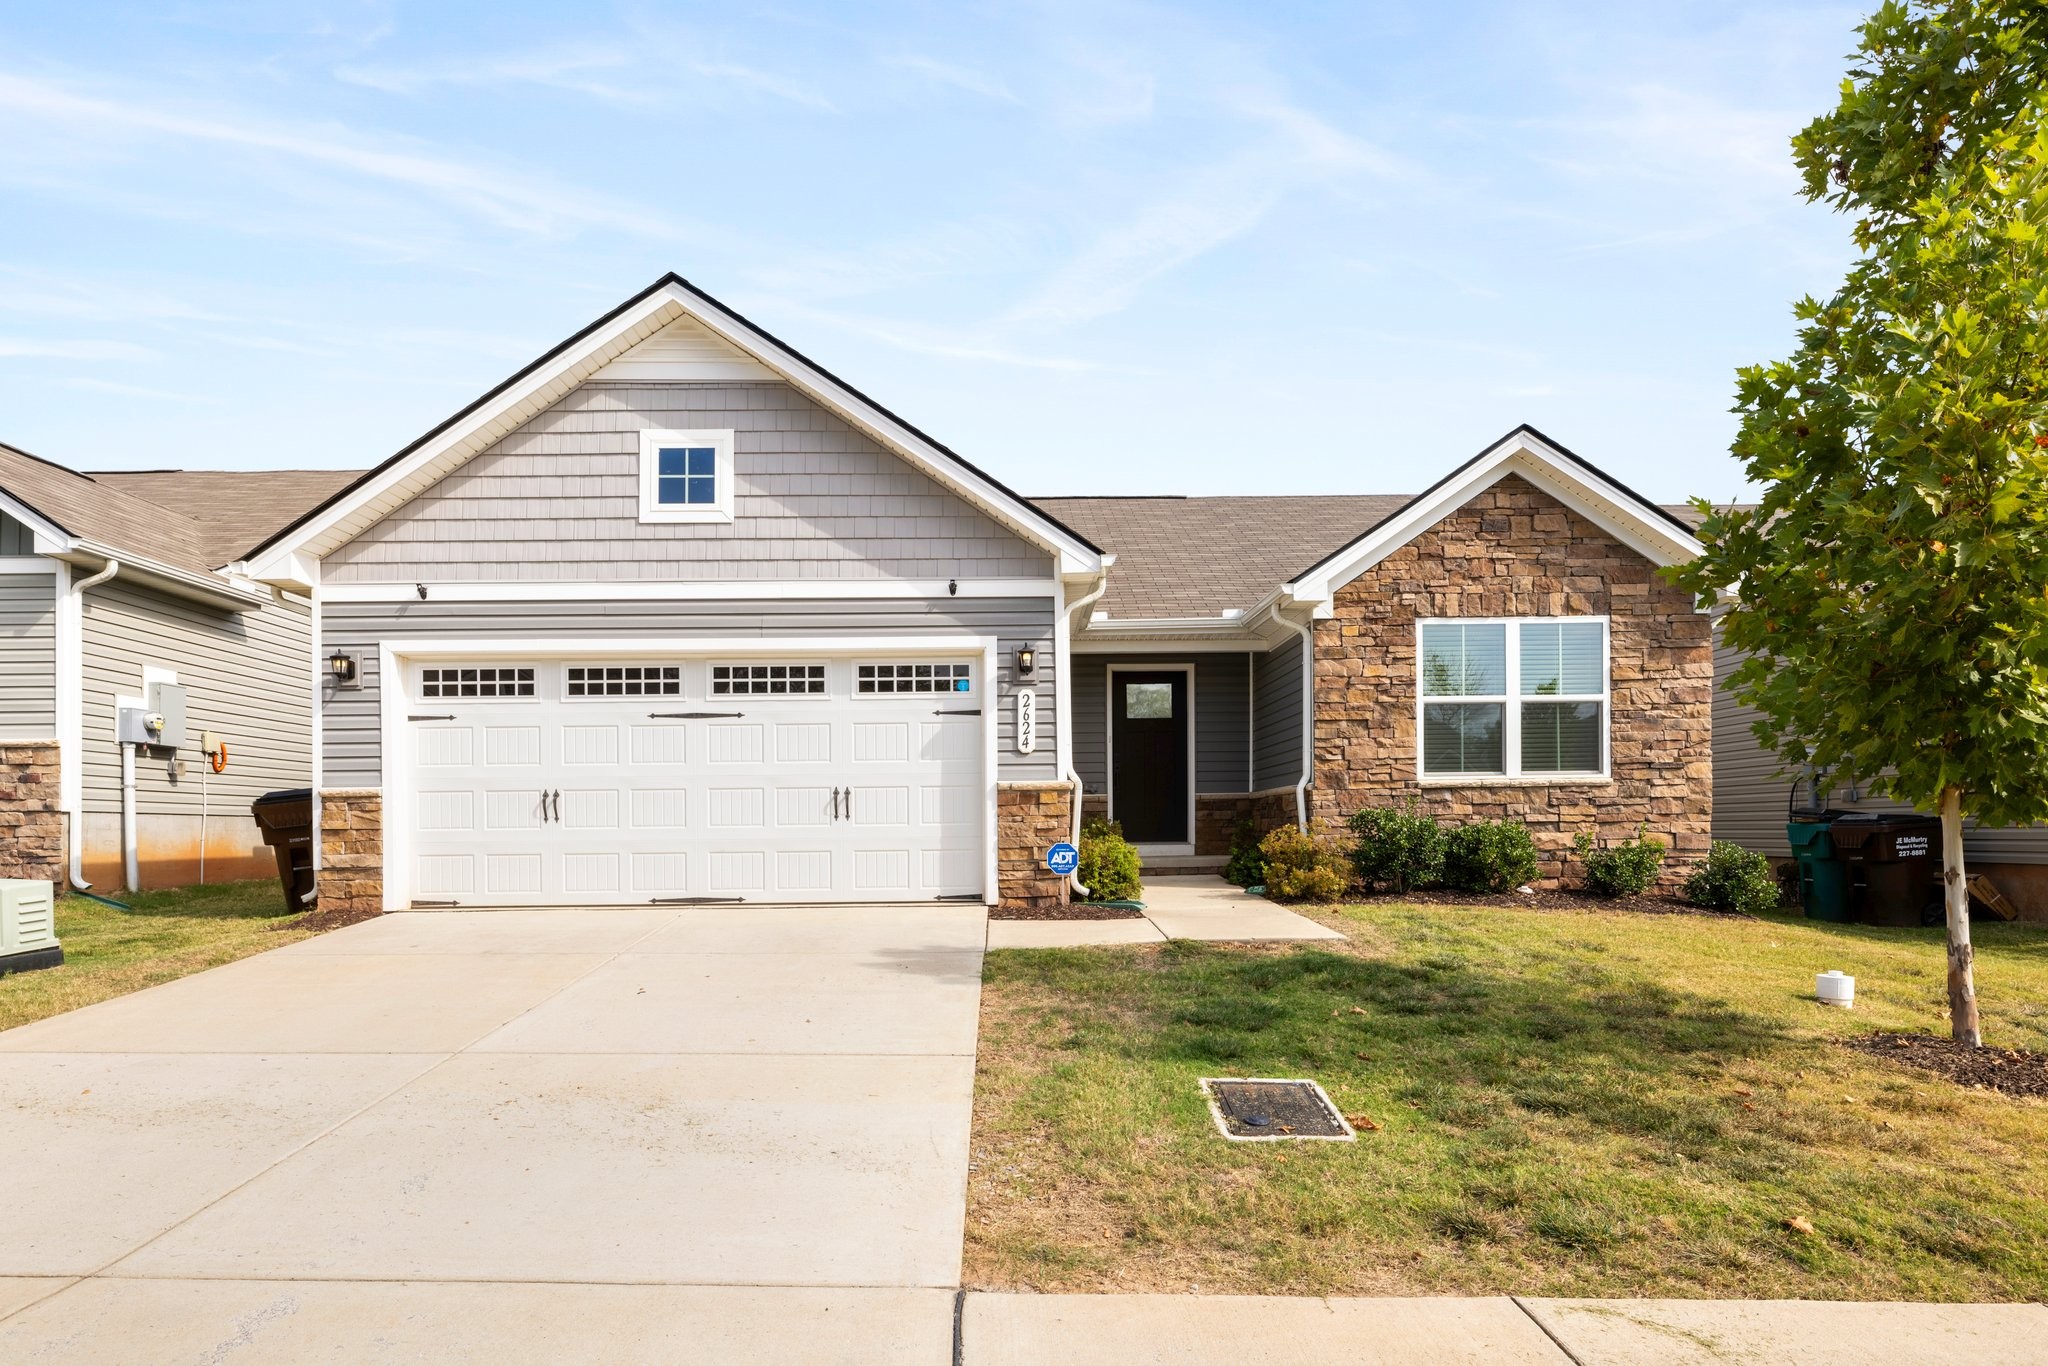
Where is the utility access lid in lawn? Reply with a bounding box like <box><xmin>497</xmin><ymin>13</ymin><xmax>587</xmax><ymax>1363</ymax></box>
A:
<box><xmin>1201</xmin><ymin>1078</ymin><xmax>1355</xmax><ymax>1142</ymax></box>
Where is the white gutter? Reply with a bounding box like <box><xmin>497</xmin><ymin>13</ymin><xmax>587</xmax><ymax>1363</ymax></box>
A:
<box><xmin>1061</xmin><ymin>571</ymin><xmax>1112</xmax><ymax>898</ymax></box>
<box><xmin>64</xmin><ymin>558</ymin><xmax>118</xmax><ymax>891</ymax></box>
<box><xmin>49</xmin><ymin>542</ymin><xmax>265</xmax><ymax>612</ymax></box>
<box><xmin>1265</xmin><ymin>600</ymin><xmax>1314</xmax><ymax>831</ymax></box>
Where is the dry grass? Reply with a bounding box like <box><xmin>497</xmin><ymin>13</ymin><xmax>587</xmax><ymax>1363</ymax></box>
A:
<box><xmin>966</xmin><ymin>904</ymin><xmax>2048</xmax><ymax>1300</ymax></box>
<box><xmin>0</xmin><ymin>880</ymin><xmax>316</xmax><ymax>1032</ymax></box>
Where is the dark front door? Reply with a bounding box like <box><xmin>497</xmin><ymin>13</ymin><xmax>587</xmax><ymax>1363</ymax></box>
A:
<box><xmin>1111</xmin><ymin>670</ymin><xmax>1189</xmax><ymax>844</ymax></box>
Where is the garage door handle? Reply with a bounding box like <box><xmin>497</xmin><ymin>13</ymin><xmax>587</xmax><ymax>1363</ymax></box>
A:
<box><xmin>933</xmin><ymin>708</ymin><xmax>981</xmax><ymax>716</ymax></box>
<box><xmin>648</xmin><ymin>711</ymin><xmax>745</xmax><ymax>719</ymax></box>
<box><xmin>549</xmin><ymin>789</ymin><xmax>561</xmax><ymax>822</ymax></box>
<box><xmin>832</xmin><ymin>786</ymin><xmax>842</xmax><ymax>820</ymax></box>
<box><xmin>409</xmin><ymin>713</ymin><xmax>456</xmax><ymax>722</ymax></box>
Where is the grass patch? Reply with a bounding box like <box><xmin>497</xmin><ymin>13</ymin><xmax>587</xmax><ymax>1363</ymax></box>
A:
<box><xmin>0</xmin><ymin>880</ymin><xmax>315</xmax><ymax>1032</ymax></box>
<box><xmin>966</xmin><ymin>904</ymin><xmax>2048</xmax><ymax>1299</ymax></box>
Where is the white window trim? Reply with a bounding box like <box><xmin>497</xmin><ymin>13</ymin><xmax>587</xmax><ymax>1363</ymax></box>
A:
<box><xmin>853</xmin><ymin>660</ymin><xmax>975</xmax><ymax>699</ymax></box>
<box><xmin>1414</xmin><ymin>616</ymin><xmax>1611</xmax><ymax>785</ymax></box>
<box><xmin>563</xmin><ymin>662</ymin><xmax>684</xmax><ymax>700</ymax></box>
<box><xmin>637</xmin><ymin>428</ymin><xmax>735</xmax><ymax>524</ymax></box>
<box><xmin>708</xmin><ymin>661</ymin><xmax>830</xmax><ymax>699</ymax></box>
<box><xmin>417</xmin><ymin>663</ymin><xmax>540</xmax><ymax>701</ymax></box>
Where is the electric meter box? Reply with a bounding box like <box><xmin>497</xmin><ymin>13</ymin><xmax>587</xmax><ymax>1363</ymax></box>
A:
<box><xmin>117</xmin><ymin>682</ymin><xmax>189</xmax><ymax>748</ymax></box>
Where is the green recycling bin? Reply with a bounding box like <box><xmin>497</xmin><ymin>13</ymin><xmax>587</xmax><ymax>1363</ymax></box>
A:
<box><xmin>1786</xmin><ymin>819</ymin><xmax>1853</xmax><ymax>922</ymax></box>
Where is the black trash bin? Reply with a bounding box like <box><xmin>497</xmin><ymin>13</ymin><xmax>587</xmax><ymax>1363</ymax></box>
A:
<box><xmin>1827</xmin><ymin>812</ymin><xmax>1943</xmax><ymax>927</ymax></box>
<box><xmin>251</xmin><ymin>788</ymin><xmax>316</xmax><ymax>911</ymax></box>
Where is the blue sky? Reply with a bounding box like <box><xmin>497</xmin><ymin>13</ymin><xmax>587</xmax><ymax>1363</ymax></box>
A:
<box><xmin>0</xmin><ymin>1</ymin><xmax>1865</xmax><ymax>500</ymax></box>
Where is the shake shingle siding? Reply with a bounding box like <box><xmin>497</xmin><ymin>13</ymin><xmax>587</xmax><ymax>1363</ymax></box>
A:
<box><xmin>0</xmin><ymin>572</ymin><xmax>56</xmax><ymax>738</ymax></box>
<box><xmin>324</xmin><ymin>381</ymin><xmax>1050</xmax><ymax>583</ymax></box>
<box><xmin>1071</xmin><ymin>653</ymin><xmax>1249</xmax><ymax>794</ymax></box>
<box><xmin>320</xmin><ymin>595</ymin><xmax>1058</xmax><ymax>785</ymax></box>
<box><xmin>1251</xmin><ymin>637</ymin><xmax>1303</xmax><ymax>793</ymax></box>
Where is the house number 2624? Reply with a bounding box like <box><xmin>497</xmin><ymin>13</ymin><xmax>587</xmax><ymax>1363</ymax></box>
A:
<box><xmin>1015</xmin><ymin>689</ymin><xmax>1037</xmax><ymax>755</ymax></box>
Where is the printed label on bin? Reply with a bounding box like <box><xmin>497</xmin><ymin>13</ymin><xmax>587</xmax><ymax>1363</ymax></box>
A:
<box><xmin>1895</xmin><ymin>835</ymin><xmax>1930</xmax><ymax>857</ymax></box>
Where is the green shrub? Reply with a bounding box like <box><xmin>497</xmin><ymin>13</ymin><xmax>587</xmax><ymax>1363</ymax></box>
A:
<box><xmin>1257</xmin><ymin>822</ymin><xmax>1352</xmax><ymax>903</ymax></box>
<box><xmin>1347</xmin><ymin>802</ymin><xmax>1447</xmax><ymax>893</ymax></box>
<box><xmin>1683</xmin><ymin>841</ymin><xmax>1782</xmax><ymax>914</ymax></box>
<box><xmin>1442</xmin><ymin>819</ymin><xmax>1540</xmax><ymax>894</ymax></box>
<box><xmin>1223</xmin><ymin>819</ymin><xmax>1266</xmax><ymax>888</ymax></box>
<box><xmin>1077</xmin><ymin>817</ymin><xmax>1142</xmax><ymax>902</ymax></box>
<box><xmin>1572</xmin><ymin>822</ymin><xmax>1667</xmax><ymax>897</ymax></box>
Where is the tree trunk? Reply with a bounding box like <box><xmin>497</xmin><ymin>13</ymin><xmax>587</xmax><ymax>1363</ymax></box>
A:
<box><xmin>1940</xmin><ymin>785</ymin><xmax>1982</xmax><ymax>1048</ymax></box>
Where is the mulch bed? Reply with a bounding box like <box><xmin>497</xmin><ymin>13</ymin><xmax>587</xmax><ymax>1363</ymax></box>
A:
<box><xmin>990</xmin><ymin>903</ymin><xmax>1146</xmax><ymax>922</ymax></box>
<box><xmin>1336</xmin><ymin>887</ymin><xmax>1748</xmax><ymax>916</ymax></box>
<box><xmin>1843</xmin><ymin>1033</ymin><xmax>2048</xmax><ymax>1098</ymax></box>
<box><xmin>267</xmin><ymin>906</ymin><xmax>383</xmax><ymax>935</ymax></box>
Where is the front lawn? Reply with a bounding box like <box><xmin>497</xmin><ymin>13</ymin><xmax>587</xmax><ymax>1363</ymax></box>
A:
<box><xmin>967</xmin><ymin>904</ymin><xmax>2048</xmax><ymax>1301</ymax></box>
<box><xmin>0</xmin><ymin>880</ymin><xmax>315</xmax><ymax>1032</ymax></box>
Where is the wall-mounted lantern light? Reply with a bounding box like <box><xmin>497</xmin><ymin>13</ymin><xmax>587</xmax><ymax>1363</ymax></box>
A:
<box><xmin>1015</xmin><ymin>646</ymin><xmax>1036</xmax><ymax>678</ymax></box>
<box><xmin>328</xmin><ymin>649</ymin><xmax>361</xmax><ymax>688</ymax></box>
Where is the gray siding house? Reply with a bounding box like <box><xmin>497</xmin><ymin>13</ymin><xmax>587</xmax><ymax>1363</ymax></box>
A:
<box><xmin>242</xmin><ymin>276</ymin><xmax>1714</xmax><ymax>914</ymax></box>
<box><xmin>0</xmin><ymin>442</ymin><xmax>351</xmax><ymax>892</ymax></box>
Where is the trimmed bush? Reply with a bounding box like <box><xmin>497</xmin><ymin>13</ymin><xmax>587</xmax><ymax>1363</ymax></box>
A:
<box><xmin>1077</xmin><ymin>817</ymin><xmax>1142</xmax><ymax>902</ymax></box>
<box><xmin>1223</xmin><ymin>819</ymin><xmax>1266</xmax><ymax>888</ymax></box>
<box><xmin>1257</xmin><ymin>822</ymin><xmax>1352</xmax><ymax>903</ymax></box>
<box><xmin>1442</xmin><ymin>819</ymin><xmax>1540</xmax><ymax>894</ymax></box>
<box><xmin>1683</xmin><ymin>841</ymin><xmax>1782</xmax><ymax>915</ymax></box>
<box><xmin>1573</xmin><ymin>822</ymin><xmax>1667</xmax><ymax>898</ymax></box>
<box><xmin>1348</xmin><ymin>802</ymin><xmax>1447</xmax><ymax>893</ymax></box>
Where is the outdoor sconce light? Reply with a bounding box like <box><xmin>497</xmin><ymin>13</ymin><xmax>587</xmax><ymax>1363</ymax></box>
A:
<box><xmin>328</xmin><ymin>649</ymin><xmax>361</xmax><ymax>689</ymax></box>
<box><xmin>1016</xmin><ymin>646</ymin><xmax>1036</xmax><ymax>677</ymax></box>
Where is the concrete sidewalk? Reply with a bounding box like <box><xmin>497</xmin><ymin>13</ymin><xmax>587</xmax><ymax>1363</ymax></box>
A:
<box><xmin>960</xmin><ymin>1292</ymin><xmax>2048</xmax><ymax>1365</ymax></box>
<box><xmin>988</xmin><ymin>876</ymin><xmax>1345</xmax><ymax>949</ymax></box>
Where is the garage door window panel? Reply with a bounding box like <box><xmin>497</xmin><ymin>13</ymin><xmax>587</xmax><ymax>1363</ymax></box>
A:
<box><xmin>712</xmin><ymin>663</ymin><xmax>827</xmax><ymax>696</ymax></box>
<box><xmin>420</xmin><ymin>666</ymin><xmax>536</xmax><ymax>699</ymax></box>
<box><xmin>857</xmin><ymin>662</ymin><xmax>973</xmax><ymax>695</ymax></box>
<box><xmin>566</xmin><ymin>664</ymin><xmax>681</xmax><ymax>698</ymax></box>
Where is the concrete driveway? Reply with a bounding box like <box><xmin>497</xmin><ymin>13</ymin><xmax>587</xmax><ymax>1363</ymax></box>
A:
<box><xmin>0</xmin><ymin>905</ymin><xmax>981</xmax><ymax>1363</ymax></box>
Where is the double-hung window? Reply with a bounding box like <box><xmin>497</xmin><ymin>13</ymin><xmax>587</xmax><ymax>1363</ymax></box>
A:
<box><xmin>637</xmin><ymin>428</ymin><xmax>735</xmax><ymax>524</ymax></box>
<box><xmin>1418</xmin><ymin>618</ymin><xmax>1607</xmax><ymax>779</ymax></box>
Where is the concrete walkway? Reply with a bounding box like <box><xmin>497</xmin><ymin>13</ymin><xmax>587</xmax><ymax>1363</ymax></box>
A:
<box><xmin>987</xmin><ymin>875</ymin><xmax>1345</xmax><ymax>948</ymax></box>
<box><xmin>0</xmin><ymin>905</ymin><xmax>981</xmax><ymax>1362</ymax></box>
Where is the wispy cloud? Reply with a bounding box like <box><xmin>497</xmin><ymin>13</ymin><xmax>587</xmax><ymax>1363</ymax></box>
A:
<box><xmin>0</xmin><ymin>71</ymin><xmax>684</xmax><ymax>240</ymax></box>
<box><xmin>335</xmin><ymin>43</ymin><xmax>652</xmax><ymax>105</ymax></box>
<box><xmin>883</xmin><ymin>53</ymin><xmax>1016</xmax><ymax>103</ymax></box>
<box><xmin>766</xmin><ymin>300</ymin><xmax>1106</xmax><ymax>372</ymax></box>
<box><xmin>64</xmin><ymin>376</ymin><xmax>213</xmax><ymax>402</ymax></box>
<box><xmin>0</xmin><ymin>337</ymin><xmax>155</xmax><ymax>361</ymax></box>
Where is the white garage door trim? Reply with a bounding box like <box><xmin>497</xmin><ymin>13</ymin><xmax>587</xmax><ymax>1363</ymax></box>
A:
<box><xmin>377</xmin><ymin>635</ymin><xmax>1000</xmax><ymax>910</ymax></box>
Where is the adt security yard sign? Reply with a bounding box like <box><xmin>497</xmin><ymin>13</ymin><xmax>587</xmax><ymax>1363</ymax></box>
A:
<box><xmin>1046</xmin><ymin>842</ymin><xmax>1079</xmax><ymax>876</ymax></box>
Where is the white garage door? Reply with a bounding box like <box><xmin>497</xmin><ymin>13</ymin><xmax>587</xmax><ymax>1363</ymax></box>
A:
<box><xmin>402</xmin><ymin>656</ymin><xmax>986</xmax><ymax>906</ymax></box>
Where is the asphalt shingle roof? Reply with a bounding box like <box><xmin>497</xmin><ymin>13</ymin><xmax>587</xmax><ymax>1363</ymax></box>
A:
<box><xmin>94</xmin><ymin>469</ymin><xmax>363</xmax><ymax>569</ymax></box>
<box><xmin>1032</xmin><ymin>494</ymin><xmax>1415</xmax><ymax>620</ymax></box>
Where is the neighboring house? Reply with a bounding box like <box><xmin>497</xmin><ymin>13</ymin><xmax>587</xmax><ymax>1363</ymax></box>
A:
<box><xmin>0</xmin><ymin>441</ymin><xmax>354</xmax><ymax>891</ymax></box>
<box><xmin>1713</xmin><ymin>638</ymin><xmax>2048</xmax><ymax>920</ymax></box>
<box><xmin>240</xmin><ymin>274</ymin><xmax>1714</xmax><ymax>916</ymax></box>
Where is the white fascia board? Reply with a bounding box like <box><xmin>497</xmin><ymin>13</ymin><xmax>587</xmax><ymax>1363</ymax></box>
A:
<box><xmin>246</xmin><ymin>289</ymin><xmax>684</xmax><ymax>583</ymax></box>
<box><xmin>50</xmin><ymin>542</ymin><xmax>267</xmax><ymax>612</ymax></box>
<box><xmin>1285</xmin><ymin>432</ymin><xmax>1702</xmax><ymax>607</ymax></box>
<box><xmin>0</xmin><ymin>555</ymin><xmax>57</xmax><ymax>574</ymax></box>
<box><xmin>381</xmin><ymin>634</ymin><xmax>994</xmax><ymax>659</ymax></box>
<box><xmin>1073</xmin><ymin>638</ymin><xmax>1270</xmax><ymax>654</ymax></box>
<box><xmin>320</xmin><ymin>576</ymin><xmax>1060</xmax><ymax>604</ymax></box>
<box><xmin>675</xmin><ymin>287</ymin><xmax>1103</xmax><ymax>577</ymax></box>
<box><xmin>251</xmin><ymin>280</ymin><xmax>1105</xmax><ymax>584</ymax></box>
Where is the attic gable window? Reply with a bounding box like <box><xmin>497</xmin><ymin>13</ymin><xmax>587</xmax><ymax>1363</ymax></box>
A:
<box><xmin>1417</xmin><ymin>617</ymin><xmax>1609</xmax><ymax>781</ymax></box>
<box><xmin>638</xmin><ymin>428</ymin><xmax>735</xmax><ymax>524</ymax></box>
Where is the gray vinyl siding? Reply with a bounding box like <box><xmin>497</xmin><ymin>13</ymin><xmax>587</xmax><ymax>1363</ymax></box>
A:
<box><xmin>0</xmin><ymin>512</ymin><xmax>34</xmax><ymax>556</ymax></box>
<box><xmin>80</xmin><ymin>579</ymin><xmax>313</xmax><ymax>816</ymax></box>
<box><xmin>1072</xmin><ymin>653</ymin><xmax>1249</xmax><ymax>794</ymax></box>
<box><xmin>1251</xmin><ymin>637</ymin><xmax>1304</xmax><ymax>792</ymax></box>
<box><xmin>320</xmin><ymin>596</ymin><xmax>1058</xmax><ymax>784</ymax></box>
<box><xmin>324</xmin><ymin>381</ymin><xmax>1050</xmax><ymax>583</ymax></box>
<box><xmin>0</xmin><ymin>572</ymin><xmax>56</xmax><ymax>737</ymax></box>
<box><xmin>1714</xmin><ymin>633</ymin><xmax>2048</xmax><ymax>863</ymax></box>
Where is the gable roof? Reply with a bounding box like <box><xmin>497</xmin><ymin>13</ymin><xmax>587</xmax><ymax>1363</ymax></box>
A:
<box><xmin>1034</xmin><ymin>494</ymin><xmax>1411</xmax><ymax>621</ymax></box>
<box><xmin>243</xmin><ymin>274</ymin><xmax>1105</xmax><ymax>586</ymax></box>
<box><xmin>1281</xmin><ymin>424</ymin><xmax>1703</xmax><ymax>607</ymax></box>
<box><xmin>0</xmin><ymin>441</ymin><xmax>217</xmax><ymax>576</ymax></box>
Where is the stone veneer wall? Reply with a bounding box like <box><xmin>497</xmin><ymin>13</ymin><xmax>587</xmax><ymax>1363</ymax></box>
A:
<box><xmin>998</xmin><ymin>781</ymin><xmax>1073</xmax><ymax>912</ymax></box>
<box><xmin>1311</xmin><ymin>475</ymin><xmax>1713</xmax><ymax>884</ymax></box>
<box><xmin>317</xmin><ymin>789</ymin><xmax>384</xmax><ymax>919</ymax></box>
<box><xmin>0</xmin><ymin>742</ymin><xmax>64</xmax><ymax>883</ymax></box>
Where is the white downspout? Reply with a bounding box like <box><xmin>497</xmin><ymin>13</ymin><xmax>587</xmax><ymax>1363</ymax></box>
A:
<box><xmin>121</xmin><ymin>741</ymin><xmax>138</xmax><ymax>893</ymax></box>
<box><xmin>65</xmin><ymin>558</ymin><xmax>119</xmax><ymax>891</ymax></box>
<box><xmin>1266</xmin><ymin>601</ymin><xmax>1314</xmax><ymax>831</ymax></box>
<box><xmin>1061</xmin><ymin>571</ymin><xmax>1111</xmax><ymax>898</ymax></box>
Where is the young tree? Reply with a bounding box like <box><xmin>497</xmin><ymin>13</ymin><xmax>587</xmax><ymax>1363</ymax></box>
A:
<box><xmin>1675</xmin><ymin>2</ymin><xmax>2048</xmax><ymax>1047</ymax></box>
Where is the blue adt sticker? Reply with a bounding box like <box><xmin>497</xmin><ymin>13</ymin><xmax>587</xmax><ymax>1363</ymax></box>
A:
<box><xmin>1046</xmin><ymin>842</ymin><xmax>1080</xmax><ymax>875</ymax></box>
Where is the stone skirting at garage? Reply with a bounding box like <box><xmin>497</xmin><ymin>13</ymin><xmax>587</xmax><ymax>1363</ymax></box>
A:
<box><xmin>317</xmin><ymin>788</ymin><xmax>383</xmax><ymax>919</ymax></box>
<box><xmin>998</xmin><ymin>782</ymin><xmax>1073</xmax><ymax>913</ymax></box>
<box><xmin>0</xmin><ymin>742</ymin><xmax>65</xmax><ymax>884</ymax></box>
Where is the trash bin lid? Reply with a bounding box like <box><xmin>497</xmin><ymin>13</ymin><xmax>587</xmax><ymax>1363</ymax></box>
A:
<box><xmin>252</xmin><ymin>787</ymin><xmax>313</xmax><ymax>807</ymax></box>
<box><xmin>1786</xmin><ymin>822</ymin><xmax>1835</xmax><ymax>852</ymax></box>
<box><xmin>1829</xmin><ymin>811</ymin><xmax>1940</xmax><ymax>860</ymax></box>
